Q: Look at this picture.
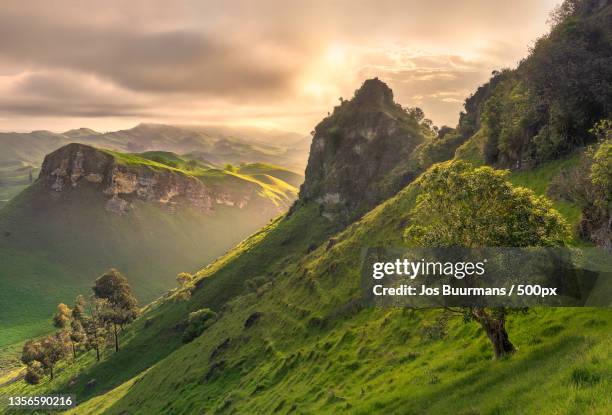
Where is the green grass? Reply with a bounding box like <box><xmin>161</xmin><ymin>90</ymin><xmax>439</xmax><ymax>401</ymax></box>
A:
<box><xmin>1</xmin><ymin>154</ymin><xmax>608</xmax><ymax>414</ymax></box>
<box><xmin>508</xmin><ymin>154</ymin><xmax>583</xmax><ymax>238</ymax></box>
<box><xmin>455</xmin><ymin>129</ymin><xmax>486</xmax><ymax>166</ymax></box>
<box><xmin>102</xmin><ymin>149</ymin><xmax>301</xmax><ymax>206</ymax></box>
<box><xmin>238</xmin><ymin>163</ymin><xmax>304</xmax><ymax>187</ymax></box>
<box><xmin>0</xmin><ymin>148</ymin><xmax>301</xmax><ymax>356</ymax></box>
<box><xmin>0</xmin><ymin>203</ymin><xmax>338</xmax><ymax>408</ymax></box>
<box><xmin>0</xmin><ymin>162</ymin><xmax>38</xmax><ymax>205</ymax></box>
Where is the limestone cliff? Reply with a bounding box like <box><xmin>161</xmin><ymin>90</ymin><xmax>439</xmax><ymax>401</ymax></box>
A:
<box><xmin>299</xmin><ymin>78</ymin><xmax>426</xmax><ymax>221</ymax></box>
<box><xmin>38</xmin><ymin>143</ymin><xmax>263</xmax><ymax>215</ymax></box>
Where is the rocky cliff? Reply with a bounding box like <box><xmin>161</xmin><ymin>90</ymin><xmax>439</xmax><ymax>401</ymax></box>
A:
<box><xmin>299</xmin><ymin>78</ymin><xmax>427</xmax><ymax>221</ymax></box>
<box><xmin>39</xmin><ymin>143</ymin><xmax>255</xmax><ymax>214</ymax></box>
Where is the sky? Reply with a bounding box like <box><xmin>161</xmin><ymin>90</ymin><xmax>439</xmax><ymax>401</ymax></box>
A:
<box><xmin>0</xmin><ymin>0</ymin><xmax>560</xmax><ymax>134</ymax></box>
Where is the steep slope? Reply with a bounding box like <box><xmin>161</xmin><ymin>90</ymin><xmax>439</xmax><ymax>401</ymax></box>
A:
<box><xmin>2</xmin><ymin>3</ymin><xmax>612</xmax><ymax>409</ymax></box>
<box><xmin>0</xmin><ymin>130</ymin><xmax>64</xmax><ymax>206</ymax></box>
<box><xmin>0</xmin><ymin>77</ymin><xmax>433</xmax><ymax>401</ymax></box>
<box><xmin>0</xmin><ymin>143</ymin><xmax>301</xmax><ymax>349</ymax></box>
<box><xmin>5</xmin><ymin>153</ymin><xmax>608</xmax><ymax>414</ymax></box>
<box><xmin>104</xmin><ymin>178</ymin><xmax>610</xmax><ymax>415</ymax></box>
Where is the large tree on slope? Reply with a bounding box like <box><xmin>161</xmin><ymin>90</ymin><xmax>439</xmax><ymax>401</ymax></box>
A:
<box><xmin>405</xmin><ymin>161</ymin><xmax>569</xmax><ymax>358</ymax></box>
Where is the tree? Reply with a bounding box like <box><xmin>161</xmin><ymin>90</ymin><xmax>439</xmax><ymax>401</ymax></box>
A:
<box><xmin>549</xmin><ymin>122</ymin><xmax>611</xmax><ymax>249</ymax></box>
<box><xmin>53</xmin><ymin>303</ymin><xmax>71</xmax><ymax>329</ymax></box>
<box><xmin>21</xmin><ymin>332</ymin><xmax>70</xmax><ymax>381</ymax></box>
<box><xmin>404</xmin><ymin>161</ymin><xmax>569</xmax><ymax>358</ymax></box>
<box><xmin>83</xmin><ymin>296</ymin><xmax>109</xmax><ymax>361</ymax></box>
<box><xmin>407</xmin><ymin>107</ymin><xmax>425</xmax><ymax>122</ymax></box>
<box><xmin>21</xmin><ymin>340</ymin><xmax>43</xmax><ymax>371</ymax></box>
<box><xmin>53</xmin><ymin>303</ymin><xmax>77</xmax><ymax>358</ymax></box>
<box><xmin>182</xmin><ymin>308</ymin><xmax>217</xmax><ymax>343</ymax></box>
<box><xmin>24</xmin><ymin>361</ymin><xmax>44</xmax><ymax>385</ymax></box>
<box><xmin>92</xmin><ymin>269</ymin><xmax>139</xmax><ymax>352</ymax></box>
<box><xmin>72</xmin><ymin>295</ymin><xmax>87</xmax><ymax>323</ymax></box>
<box><xmin>40</xmin><ymin>332</ymin><xmax>71</xmax><ymax>379</ymax></box>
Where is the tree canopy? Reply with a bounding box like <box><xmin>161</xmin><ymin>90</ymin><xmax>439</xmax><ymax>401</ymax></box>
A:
<box><xmin>405</xmin><ymin>161</ymin><xmax>569</xmax><ymax>358</ymax></box>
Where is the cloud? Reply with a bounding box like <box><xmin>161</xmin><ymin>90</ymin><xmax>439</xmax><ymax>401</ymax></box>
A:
<box><xmin>0</xmin><ymin>15</ymin><xmax>299</xmax><ymax>98</ymax></box>
<box><xmin>0</xmin><ymin>71</ymin><xmax>149</xmax><ymax>117</ymax></box>
<box><xmin>0</xmin><ymin>0</ymin><xmax>560</xmax><ymax>132</ymax></box>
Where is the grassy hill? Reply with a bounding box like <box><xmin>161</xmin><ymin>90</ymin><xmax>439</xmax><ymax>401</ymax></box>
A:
<box><xmin>0</xmin><ymin>124</ymin><xmax>309</xmax><ymax>208</ymax></box>
<box><xmin>0</xmin><ymin>147</ymin><xmax>302</xmax><ymax>358</ymax></box>
<box><xmin>1</xmin><ymin>151</ymin><xmax>609</xmax><ymax>414</ymax></box>
<box><xmin>1</xmin><ymin>3</ymin><xmax>610</xmax><ymax>412</ymax></box>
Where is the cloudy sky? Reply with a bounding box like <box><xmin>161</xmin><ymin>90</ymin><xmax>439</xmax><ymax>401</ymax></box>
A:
<box><xmin>0</xmin><ymin>0</ymin><xmax>560</xmax><ymax>134</ymax></box>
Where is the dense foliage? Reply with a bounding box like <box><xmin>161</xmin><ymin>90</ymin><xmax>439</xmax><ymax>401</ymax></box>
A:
<box><xmin>548</xmin><ymin>119</ymin><xmax>612</xmax><ymax>249</ymax></box>
<box><xmin>461</xmin><ymin>0</ymin><xmax>612</xmax><ymax>168</ymax></box>
<box><xmin>405</xmin><ymin>161</ymin><xmax>569</xmax><ymax>357</ymax></box>
<box><xmin>19</xmin><ymin>270</ymin><xmax>140</xmax><ymax>384</ymax></box>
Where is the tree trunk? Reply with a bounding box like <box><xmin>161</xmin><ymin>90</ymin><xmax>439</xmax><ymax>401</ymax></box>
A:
<box><xmin>473</xmin><ymin>308</ymin><xmax>515</xmax><ymax>359</ymax></box>
<box><xmin>49</xmin><ymin>366</ymin><xmax>54</xmax><ymax>380</ymax></box>
<box><xmin>95</xmin><ymin>344</ymin><xmax>100</xmax><ymax>362</ymax></box>
<box><xmin>71</xmin><ymin>340</ymin><xmax>76</xmax><ymax>359</ymax></box>
<box><xmin>482</xmin><ymin>319</ymin><xmax>515</xmax><ymax>358</ymax></box>
<box><xmin>113</xmin><ymin>323</ymin><xmax>119</xmax><ymax>352</ymax></box>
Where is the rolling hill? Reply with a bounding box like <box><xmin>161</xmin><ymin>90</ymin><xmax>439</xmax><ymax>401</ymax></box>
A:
<box><xmin>0</xmin><ymin>124</ymin><xmax>309</xmax><ymax>207</ymax></box>
<box><xmin>0</xmin><ymin>143</ymin><xmax>302</xmax><ymax>354</ymax></box>
<box><xmin>1</xmin><ymin>79</ymin><xmax>608</xmax><ymax>412</ymax></box>
<box><xmin>0</xmin><ymin>2</ymin><xmax>610</xmax><ymax>413</ymax></box>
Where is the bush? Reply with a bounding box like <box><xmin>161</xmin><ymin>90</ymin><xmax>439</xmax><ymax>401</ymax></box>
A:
<box><xmin>548</xmin><ymin>129</ymin><xmax>611</xmax><ymax>249</ymax></box>
<box><xmin>24</xmin><ymin>362</ymin><xmax>44</xmax><ymax>385</ymax></box>
<box><xmin>182</xmin><ymin>308</ymin><xmax>217</xmax><ymax>343</ymax></box>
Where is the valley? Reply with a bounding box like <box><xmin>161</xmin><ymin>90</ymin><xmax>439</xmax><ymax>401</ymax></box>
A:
<box><xmin>0</xmin><ymin>1</ymin><xmax>610</xmax><ymax>413</ymax></box>
<box><xmin>0</xmin><ymin>143</ymin><xmax>303</xmax><ymax>355</ymax></box>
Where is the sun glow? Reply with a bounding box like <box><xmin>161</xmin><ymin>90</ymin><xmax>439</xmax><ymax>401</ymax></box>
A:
<box><xmin>326</xmin><ymin>45</ymin><xmax>348</xmax><ymax>68</ymax></box>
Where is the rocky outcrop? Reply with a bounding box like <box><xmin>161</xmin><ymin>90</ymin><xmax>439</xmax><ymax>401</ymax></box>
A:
<box><xmin>299</xmin><ymin>78</ymin><xmax>426</xmax><ymax>222</ymax></box>
<box><xmin>38</xmin><ymin>143</ymin><xmax>252</xmax><ymax>215</ymax></box>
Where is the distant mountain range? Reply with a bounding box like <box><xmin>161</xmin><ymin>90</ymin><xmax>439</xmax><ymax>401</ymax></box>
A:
<box><xmin>0</xmin><ymin>123</ymin><xmax>310</xmax><ymax>207</ymax></box>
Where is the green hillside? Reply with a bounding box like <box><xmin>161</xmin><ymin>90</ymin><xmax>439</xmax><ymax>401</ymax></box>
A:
<box><xmin>1</xmin><ymin>154</ymin><xmax>609</xmax><ymax>414</ymax></box>
<box><xmin>0</xmin><ymin>2</ymin><xmax>610</xmax><ymax>413</ymax></box>
<box><xmin>0</xmin><ymin>147</ymin><xmax>301</xmax><ymax>356</ymax></box>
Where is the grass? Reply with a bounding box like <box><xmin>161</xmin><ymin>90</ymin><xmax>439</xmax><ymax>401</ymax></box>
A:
<box><xmin>0</xmin><ymin>147</ymin><xmax>302</xmax><ymax>359</ymax></box>
<box><xmin>508</xmin><ymin>153</ymin><xmax>583</xmax><ymax>240</ymax></box>
<box><xmin>0</xmin><ymin>162</ymin><xmax>38</xmax><ymax>205</ymax></box>
<box><xmin>0</xmin><ymin>155</ymin><xmax>607</xmax><ymax>414</ymax></box>
<box><xmin>455</xmin><ymin>129</ymin><xmax>486</xmax><ymax>166</ymax></box>
<box><xmin>104</xmin><ymin>149</ymin><xmax>301</xmax><ymax>206</ymax></box>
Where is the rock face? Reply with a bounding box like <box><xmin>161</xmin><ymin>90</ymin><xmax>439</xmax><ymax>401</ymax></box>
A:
<box><xmin>299</xmin><ymin>78</ymin><xmax>426</xmax><ymax>221</ymax></box>
<box><xmin>38</xmin><ymin>143</ymin><xmax>251</xmax><ymax>215</ymax></box>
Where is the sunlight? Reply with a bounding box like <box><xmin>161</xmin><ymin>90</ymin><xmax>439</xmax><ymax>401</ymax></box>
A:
<box><xmin>326</xmin><ymin>44</ymin><xmax>347</xmax><ymax>68</ymax></box>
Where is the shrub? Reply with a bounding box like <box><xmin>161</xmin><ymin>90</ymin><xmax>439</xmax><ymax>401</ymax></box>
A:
<box><xmin>24</xmin><ymin>362</ymin><xmax>44</xmax><ymax>385</ymax></box>
<box><xmin>182</xmin><ymin>308</ymin><xmax>217</xmax><ymax>343</ymax></box>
